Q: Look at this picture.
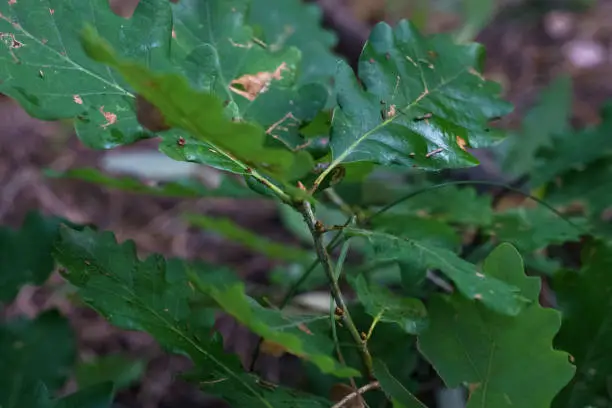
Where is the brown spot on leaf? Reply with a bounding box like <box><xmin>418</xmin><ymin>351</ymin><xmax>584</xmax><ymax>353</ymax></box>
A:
<box><xmin>260</xmin><ymin>340</ymin><xmax>288</xmax><ymax>357</ymax></box>
<box><xmin>265</xmin><ymin>112</ymin><xmax>299</xmax><ymax>148</ymax></box>
<box><xmin>136</xmin><ymin>94</ymin><xmax>171</xmax><ymax>132</ymax></box>
<box><xmin>468</xmin><ymin>382</ymin><xmax>481</xmax><ymax>397</ymax></box>
<box><xmin>229</xmin><ymin>62</ymin><xmax>288</xmax><ymax>101</ymax></box>
<box><xmin>456</xmin><ymin>135</ymin><xmax>467</xmax><ymax>151</ymax></box>
<box><xmin>386</xmin><ymin>104</ymin><xmax>396</xmax><ymax>118</ymax></box>
<box><xmin>297</xmin><ymin>323</ymin><xmax>312</xmax><ymax>335</ymax></box>
<box><xmin>0</xmin><ymin>32</ymin><xmax>23</xmax><ymax>49</ymax></box>
<box><xmin>73</xmin><ymin>95</ymin><xmax>83</xmax><ymax>104</ymax></box>
<box><xmin>49</xmin><ymin>8</ymin><xmax>54</xmax><ymax>15</ymax></box>
<box><xmin>99</xmin><ymin>106</ymin><xmax>117</xmax><ymax>129</ymax></box>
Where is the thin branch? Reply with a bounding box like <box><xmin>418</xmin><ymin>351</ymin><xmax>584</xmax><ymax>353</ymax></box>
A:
<box><xmin>300</xmin><ymin>200</ymin><xmax>374</xmax><ymax>378</ymax></box>
<box><xmin>331</xmin><ymin>381</ymin><xmax>381</xmax><ymax>408</ymax></box>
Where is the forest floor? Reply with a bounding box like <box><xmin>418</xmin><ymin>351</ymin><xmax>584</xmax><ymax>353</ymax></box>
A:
<box><xmin>1</xmin><ymin>1</ymin><xmax>612</xmax><ymax>407</ymax></box>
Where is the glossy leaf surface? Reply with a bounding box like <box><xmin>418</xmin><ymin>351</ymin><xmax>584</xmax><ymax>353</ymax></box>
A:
<box><xmin>329</xmin><ymin>20</ymin><xmax>512</xmax><ymax>171</ymax></box>
<box><xmin>0</xmin><ymin>0</ymin><xmax>172</xmax><ymax>149</ymax></box>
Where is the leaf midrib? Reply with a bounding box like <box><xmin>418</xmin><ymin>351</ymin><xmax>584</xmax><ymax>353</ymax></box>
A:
<box><xmin>57</xmin><ymin>243</ymin><xmax>274</xmax><ymax>408</ymax></box>
<box><xmin>0</xmin><ymin>9</ymin><xmax>133</xmax><ymax>97</ymax></box>
<box><xmin>329</xmin><ymin>66</ymin><xmax>467</xmax><ymax>168</ymax></box>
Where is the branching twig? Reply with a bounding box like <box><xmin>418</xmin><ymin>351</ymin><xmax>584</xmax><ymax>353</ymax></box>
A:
<box><xmin>300</xmin><ymin>200</ymin><xmax>374</xmax><ymax>378</ymax></box>
<box><xmin>330</xmin><ymin>381</ymin><xmax>381</xmax><ymax>408</ymax></box>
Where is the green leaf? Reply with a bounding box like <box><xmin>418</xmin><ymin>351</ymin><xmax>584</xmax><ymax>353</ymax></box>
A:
<box><xmin>0</xmin><ymin>0</ymin><xmax>172</xmax><ymax>149</ymax></box>
<box><xmin>418</xmin><ymin>243</ymin><xmax>575</xmax><ymax>408</ymax></box>
<box><xmin>52</xmin><ymin>227</ymin><xmax>282</xmax><ymax>407</ymax></box>
<box><xmin>372</xmin><ymin>184</ymin><xmax>494</xmax><ymax>227</ymax></box>
<box><xmin>327</xmin><ymin>20</ymin><xmax>512</xmax><ymax>172</ymax></box>
<box><xmin>532</xmin><ymin>102</ymin><xmax>612</xmax><ymax>186</ymax></box>
<box><xmin>488</xmin><ymin>206</ymin><xmax>586</xmax><ymax>253</ymax></box>
<box><xmin>81</xmin><ymin>26</ymin><xmax>306</xmax><ymax>179</ymax></box>
<box><xmin>0</xmin><ymin>212</ymin><xmax>63</xmax><ymax>302</ymax></box>
<box><xmin>456</xmin><ymin>0</ymin><xmax>497</xmax><ymax>42</ymax></box>
<box><xmin>248</xmin><ymin>0</ymin><xmax>338</xmax><ymax>86</ymax></box>
<box><xmin>189</xmin><ymin>366</ymin><xmax>333</xmax><ymax>408</ymax></box>
<box><xmin>45</xmin><ymin>167</ymin><xmax>255</xmax><ymax>198</ymax></box>
<box><xmin>371</xmin><ymin>215</ymin><xmax>461</xmax><ymax>250</ymax></box>
<box><xmin>188</xmin><ymin>274</ymin><xmax>360</xmax><ymax>378</ymax></box>
<box><xmin>75</xmin><ymin>354</ymin><xmax>145</xmax><ymax>391</ymax></box>
<box><xmin>171</xmin><ymin>0</ymin><xmax>328</xmax><ymax>151</ymax></box>
<box><xmin>17</xmin><ymin>382</ymin><xmax>114</xmax><ymax>408</ymax></box>
<box><xmin>0</xmin><ymin>311</ymin><xmax>76</xmax><ymax>406</ymax></box>
<box><xmin>373</xmin><ymin>360</ymin><xmax>427</xmax><ymax>408</ymax></box>
<box><xmin>553</xmin><ymin>240</ymin><xmax>612</xmax><ymax>407</ymax></box>
<box><xmin>546</xmin><ymin>157</ymin><xmax>612</xmax><ymax>222</ymax></box>
<box><xmin>184</xmin><ymin>214</ymin><xmax>313</xmax><ymax>263</ymax></box>
<box><xmin>502</xmin><ymin>75</ymin><xmax>572</xmax><ymax>177</ymax></box>
<box><xmin>53</xmin><ymin>382</ymin><xmax>114</xmax><ymax>408</ymax></box>
<box><xmin>346</xmin><ymin>228</ymin><xmax>525</xmax><ymax>315</ymax></box>
<box><xmin>351</xmin><ymin>275</ymin><xmax>428</xmax><ymax>334</ymax></box>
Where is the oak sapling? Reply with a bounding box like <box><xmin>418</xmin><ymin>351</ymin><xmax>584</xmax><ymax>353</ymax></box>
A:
<box><xmin>1</xmin><ymin>0</ymin><xmax>603</xmax><ymax>407</ymax></box>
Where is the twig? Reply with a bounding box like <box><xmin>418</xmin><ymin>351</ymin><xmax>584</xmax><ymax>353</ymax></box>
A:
<box><xmin>300</xmin><ymin>200</ymin><xmax>374</xmax><ymax>378</ymax></box>
<box><xmin>331</xmin><ymin>381</ymin><xmax>381</xmax><ymax>408</ymax></box>
<box><xmin>248</xmin><ymin>218</ymin><xmax>349</xmax><ymax>373</ymax></box>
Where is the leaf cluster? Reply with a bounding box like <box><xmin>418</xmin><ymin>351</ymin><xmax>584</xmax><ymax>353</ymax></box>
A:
<box><xmin>0</xmin><ymin>0</ymin><xmax>610</xmax><ymax>407</ymax></box>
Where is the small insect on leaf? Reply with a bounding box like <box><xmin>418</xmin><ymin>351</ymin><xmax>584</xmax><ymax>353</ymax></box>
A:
<box><xmin>177</xmin><ymin>137</ymin><xmax>186</xmax><ymax>147</ymax></box>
